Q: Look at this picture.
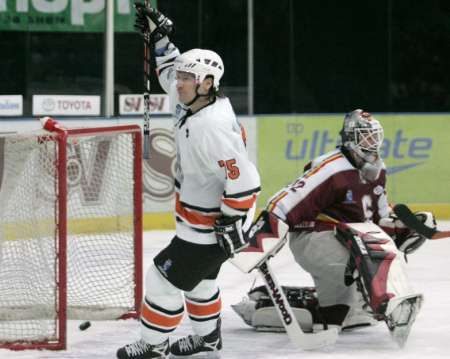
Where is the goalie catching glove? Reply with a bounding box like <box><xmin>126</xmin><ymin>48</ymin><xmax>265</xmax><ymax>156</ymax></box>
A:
<box><xmin>215</xmin><ymin>216</ymin><xmax>249</xmax><ymax>258</ymax></box>
<box><xmin>379</xmin><ymin>211</ymin><xmax>436</xmax><ymax>254</ymax></box>
<box><xmin>134</xmin><ymin>2</ymin><xmax>174</xmax><ymax>44</ymax></box>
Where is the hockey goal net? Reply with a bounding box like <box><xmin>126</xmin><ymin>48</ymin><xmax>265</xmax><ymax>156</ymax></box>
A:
<box><xmin>0</xmin><ymin>123</ymin><xmax>142</xmax><ymax>350</ymax></box>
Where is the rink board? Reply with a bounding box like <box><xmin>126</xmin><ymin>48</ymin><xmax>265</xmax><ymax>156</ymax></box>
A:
<box><xmin>1</xmin><ymin>114</ymin><xmax>449</xmax><ymax>231</ymax></box>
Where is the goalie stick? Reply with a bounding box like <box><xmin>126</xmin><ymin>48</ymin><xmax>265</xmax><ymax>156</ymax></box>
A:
<box><xmin>393</xmin><ymin>204</ymin><xmax>450</xmax><ymax>240</ymax></box>
<box><xmin>257</xmin><ymin>260</ymin><xmax>339</xmax><ymax>350</ymax></box>
<box><xmin>232</xmin><ymin>212</ymin><xmax>338</xmax><ymax>349</ymax></box>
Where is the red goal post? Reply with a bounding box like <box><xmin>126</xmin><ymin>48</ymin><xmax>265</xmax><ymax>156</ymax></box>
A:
<box><xmin>0</xmin><ymin>122</ymin><xmax>143</xmax><ymax>350</ymax></box>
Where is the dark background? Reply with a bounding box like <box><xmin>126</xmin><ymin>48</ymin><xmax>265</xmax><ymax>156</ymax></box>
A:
<box><xmin>1</xmin><ymin>0</ymin><xmax>449</xmax><ymax>115</ymax></box>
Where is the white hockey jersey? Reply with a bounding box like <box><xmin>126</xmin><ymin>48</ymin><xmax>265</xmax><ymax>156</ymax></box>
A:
<box><xmin>157</xmin><ymin>45</ymin><xmax>261</xmax><ymax>245</ymax></box>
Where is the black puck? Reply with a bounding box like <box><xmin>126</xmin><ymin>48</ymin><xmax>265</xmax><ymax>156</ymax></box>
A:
<box><xmin>79</xmin><ymin>321</ymin><xmax>91</xmax><ymax>331</ymax></box>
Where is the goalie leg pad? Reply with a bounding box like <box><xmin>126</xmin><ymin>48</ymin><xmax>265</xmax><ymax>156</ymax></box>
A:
<box><xmin>386</xmin><ymin>295</ymin><xmax>422</xmax><ymax>347</ymax></box>
<box><xmin>342</xmin><ymin>291</ymin><xmax>379</xmax><ymax>330</ymax></box>
<box><xmin>336</xmin><ymin>222</ymin><xmax>420</xmax><ymax>317</ymax></box>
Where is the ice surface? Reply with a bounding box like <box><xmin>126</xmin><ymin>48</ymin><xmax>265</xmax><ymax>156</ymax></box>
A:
<box><xmin>2</xmin><ymin>221</ymin><xmax>450</xmax><ymax>359</ymax></box>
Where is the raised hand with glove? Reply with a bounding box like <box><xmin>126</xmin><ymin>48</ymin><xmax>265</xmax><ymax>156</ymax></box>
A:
<box><xmin>134</xmin><ymin>2</ymin><xmax>174</xmax><ymax>49</ymax></box>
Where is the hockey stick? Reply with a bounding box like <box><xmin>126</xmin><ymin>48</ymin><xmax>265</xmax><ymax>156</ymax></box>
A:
<box><xmin>257</xmin><ymin>261</ymin><xmax>339</xmax><ymax>350</ymax></box>
<box><xmin>232</xmin><ymin>212</ymin><xmax>338</xmax><ymax>349</ymax></box>
<box><xmin>393</xmin><ymin>204</ymin><xmax>450</xmax><ymax>240</ymax></box>
<box><xmin>142</xmin><ymin>0</ymin><xmax>151</xmax><ymax>159</ymax></box>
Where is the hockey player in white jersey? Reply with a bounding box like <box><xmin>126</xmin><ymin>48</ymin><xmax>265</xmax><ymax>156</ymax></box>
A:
<box><xmin>232</xmin><ymin>109</ymin><xmax>435</xmax><ymax>347</ymax></box>
<box><xmin>117</xmin><ymin>4</ymin><xmax>260</xmax><ymax>359</ymax></box>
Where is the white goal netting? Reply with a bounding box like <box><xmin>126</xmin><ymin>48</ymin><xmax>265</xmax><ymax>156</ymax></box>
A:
<box><xmin>0</xmin><ymin>127</ymin><xmax>141</xmax><ymax>348</ymax></box>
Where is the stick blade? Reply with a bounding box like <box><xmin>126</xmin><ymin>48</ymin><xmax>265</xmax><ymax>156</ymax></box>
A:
<box><xmin>431</xmin><ymin>231</ymin><xmax>450</xmax><ymax>240</ymax></box>
<box><xmin>143</xmin><ymin>132</ymin><xmax>151</xmax><ymax>159</ymax></box>
<box><xmin>393</xmin><ymin>204</ymin><xmax>436</xmax><ymax>239</ymax></box>
<box><xmin>294</xmin><ymin>327</ymin><xmax>339</xmax><ymax>350</ymax></box>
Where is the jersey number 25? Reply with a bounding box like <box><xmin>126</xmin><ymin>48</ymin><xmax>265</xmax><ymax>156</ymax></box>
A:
<box><xmin>218</xmin><ymin>159</ymin><xmax>240</xmax><ymax>179</ymax></box>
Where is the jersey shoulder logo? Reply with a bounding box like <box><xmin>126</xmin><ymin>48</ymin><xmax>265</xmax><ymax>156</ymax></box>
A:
<box><xmin>343</xmin><ymin>189</ymin><xmax>355</xmax><ymax>204</ymax></box>
<box><xmin>373</xmin><ymin>185</ymin><xmax>384</xmax><ymax>196</ymax></box>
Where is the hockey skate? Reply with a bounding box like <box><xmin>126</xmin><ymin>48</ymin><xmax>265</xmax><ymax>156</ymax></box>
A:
<box><xmin>171</xmin><ymin>318</ymin><xmax>222</xmax><ymax>358</ymax></box>
<box><xmin>342</xmin><ymin>292</ymin><xmax>379</xmax><ymax>331</ymax></box>
<box><xmin>342</xmin><ymin>304</ymin><xmax>378</xmax><ymax>331</ymax></box>
<box><xmin>385</xmin><ymin>295</ymin><xmax>422</xmax><ymax>348</ymax></box>
<box><xmin>116</xmin><ymin>339</ymin><xmax>170</xmax><ymax>359</ymax></box>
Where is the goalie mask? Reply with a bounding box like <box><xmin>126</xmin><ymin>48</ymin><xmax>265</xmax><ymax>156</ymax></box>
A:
<box><xmin>340</xmin><ymin>109</ymin><xmax>384</xmax><ymax>163</ymax></box>
<box><xmin>340</xmin><ymin>109</ymin><xmax>385</xmax><ymax>181</ymax></box>
<box><xmin>175</xmin><ymin>49</ymin><xmax>224</xmax><ymax>90</ymax></box>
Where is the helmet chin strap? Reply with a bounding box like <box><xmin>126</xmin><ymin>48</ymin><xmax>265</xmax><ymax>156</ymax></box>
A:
<box><xmin>184</xmin><ymin>85</ymin><xmax>211</xmax><ymax>107</ymax></box>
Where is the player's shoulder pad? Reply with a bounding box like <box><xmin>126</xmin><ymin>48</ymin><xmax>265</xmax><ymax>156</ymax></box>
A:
<box><xmin>193</xmin><ymin>97</ymin><xmax>236</xmax><ymax>133</ymax></box>
<box><xmin>306</xmin><ymin>150</ymin><xmax>354</xmax><ymax>178</ymax></box>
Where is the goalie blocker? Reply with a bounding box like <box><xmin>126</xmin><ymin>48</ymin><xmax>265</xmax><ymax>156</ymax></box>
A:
<box><xmin>230</xmin><ymin>210</ymin><xmax>289</xmax><ymax>273</ymax></box>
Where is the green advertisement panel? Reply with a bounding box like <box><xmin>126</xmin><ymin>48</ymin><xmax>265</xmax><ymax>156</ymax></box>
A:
<box><xmin>0</xmin><ymin>0</ymin><xmax>156</xmax><ymax>32</ymax></box>
<box><xmin>258</xmin><ymin>114</ymin><xmax>450</xmax><ymax>212</ymax></box>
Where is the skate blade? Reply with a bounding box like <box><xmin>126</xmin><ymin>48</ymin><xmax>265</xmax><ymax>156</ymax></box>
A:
<box><xmin>170</xmin><ymin>352</ymin><xmax>220</xmax><ymax>359</ymax></box>
<box><xmin>387</xmin><ymin>297</ymin><xmax>422</xmax><ymax>348</ymax></box>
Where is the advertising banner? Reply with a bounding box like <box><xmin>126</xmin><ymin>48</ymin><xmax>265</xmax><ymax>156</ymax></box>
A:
<box><xmin>119</xmin><ymin>94</ymin><xmax>171</xmax><ymax>115</ymax></box>
<box><xmin>33</xmin><ymin>95</ymin><xmax>100</xmax><ymax>116</ymax></box>
<box><xmin>257</xmin><ymin>114</ymin><xmax>450</xmax><ymax>208</ymax></box>
<box><xmin>0</xmin><ymin>0</ymin><xmax>157</xmax><ymax>32</ymax></box>
<box><xmin>0</xmin><ymin>95</ymin><xmax>23</xmax><ymax>116</ymax></box>
<box><xmin>0</xmin><ymin>116</ymin><xmax>257</xmax><ymax>215</ymax></box>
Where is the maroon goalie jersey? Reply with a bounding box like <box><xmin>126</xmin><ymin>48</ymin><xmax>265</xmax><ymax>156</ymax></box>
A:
<box><xmin>268</xmin><ymin>149</ymin><xmax>390</xmax><ymax>231</ymax></box>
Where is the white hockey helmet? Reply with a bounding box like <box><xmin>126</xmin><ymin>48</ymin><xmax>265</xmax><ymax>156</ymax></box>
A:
<box><xmin>175</xmin><ymin>49</ymin><xmax>224</xmax><ymax>90</ymax></box>
<box><xmin>340</xmin><ymin>109</ymin><xmax>384</xmax><ymax>163</ymax></box>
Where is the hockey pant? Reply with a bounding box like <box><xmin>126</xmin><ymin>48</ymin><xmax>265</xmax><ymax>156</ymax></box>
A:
<box><xmin>289</xmin><ymin>230</ymin><xmax>358</xmax><ymax>309</ymax></box>
<box><xmin>140</xmin><ymin>265</ymin><xmax>221</xmax><ymax>345</ymax></box>
<box><xmin>335</xmin><ymin>222</ymin><xmax>420</xmax><ymax>317</ymax></box>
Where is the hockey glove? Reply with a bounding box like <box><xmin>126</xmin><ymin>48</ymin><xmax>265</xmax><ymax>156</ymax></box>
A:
<box><xmin>379</xmin><ymin>211</ymin><xmax>436</xmax><ymax>254</ymax></box>
<box><xmin>215</xmin><ymin>216</ymin><xmax>248</xmax><ymax>258</ymax></box>
<box><xmin>134</xmin><ymin>2</ymin><xmax>174</xmax><ymax>43</ymax></box>
<box><xmin>396</xmin><ymin>211</ymin><xmax>436</xmax><ymax>254</ymax></box>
